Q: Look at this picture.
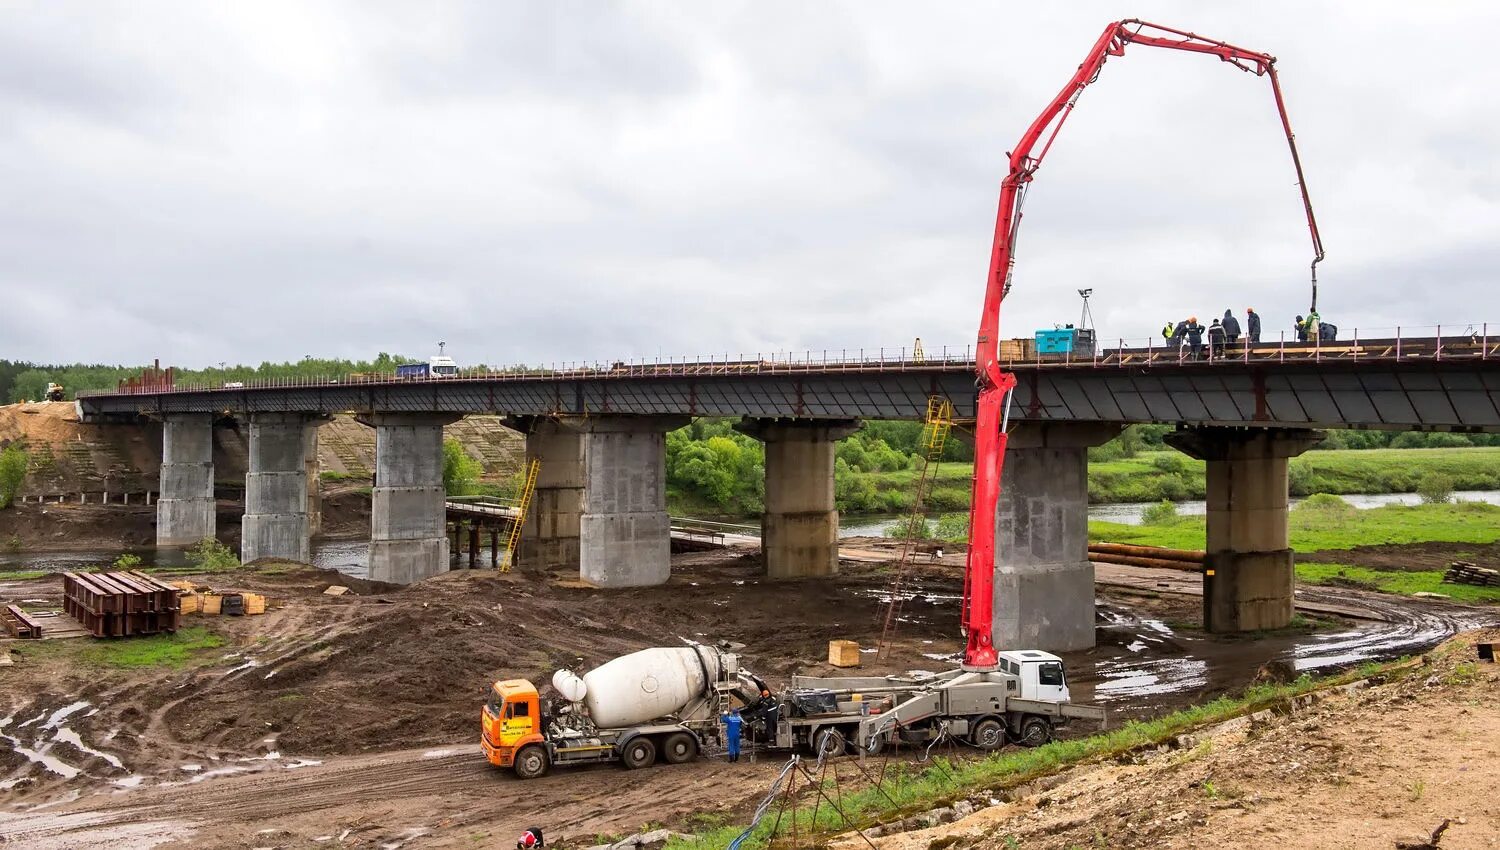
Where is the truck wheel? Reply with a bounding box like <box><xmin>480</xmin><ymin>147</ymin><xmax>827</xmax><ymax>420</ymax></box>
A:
<box><xmin>621</xmin><ymin>737</ymin><xmax>657</xmax><ymax>770</ymax></box>
<box><xmin>513</xmin><ymin>745</ymin><xmax>549</xmax><ymax>780</ymax></box>
<box><xmin>814</xmin><ymin>727</ymin><xmax>846</xmax><ymax>759</ymax></box>
<box><xmin>1013</xmin><ymin>716</ymin><xmax>1052</xmax><ymax>748</ymax></box>
<box><xmin>970</xmin><ymin>718</ymin><xmax>1005</xmax><ymax>751</ymax></box>
<box><xmin>860</xmin><ymin>731</ymin><xmax>887</xmax><ymax>757</ymax></box>
<box><xmin>661</xmin><ymin>732</ymin><xmax>698</xmax><ymax>765</ymax></box>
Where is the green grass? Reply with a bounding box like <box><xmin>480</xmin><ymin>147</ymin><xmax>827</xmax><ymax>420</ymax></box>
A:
<box><xmin>834</xmin><ymin>447</ymin><xmax>1500</xmax><ymax>516</ymax></box>
<box><xmin>76</xmin><ymin>625</ymin><xmax>225</xmax><ymax>669</ymax></box>
<box><xmin>666</xmin><ymin>660</ymin><xmax>1409</xmax><ymax>850</ymax></box>
<box><xmin>1297</xmin><ymin>562</ymin><xmax>1500</xmax><ymax>603</ymax></box>
<box><xmin>1091</xmin><ymin>501</ymin><xmax>1500</xmax><ymax>552</ymax></box>
<box><xmin>0</xmin><ymin>569</ymin><xmax>48</xmax><ymax>581</ymax></box>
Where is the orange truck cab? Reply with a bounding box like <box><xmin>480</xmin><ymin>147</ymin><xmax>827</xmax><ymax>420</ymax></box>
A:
<box><xmin>481</xmin><ymin>679</ymin><xmax>545</xmax><ymax>775</ymax></box>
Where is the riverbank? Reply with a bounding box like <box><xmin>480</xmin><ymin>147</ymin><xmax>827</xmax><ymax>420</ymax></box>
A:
<box><xmin>1091</xmin><ymin>500</ymin><xmax>1500</xmax><ymax>603</ymax></box>
<box><xmin>663</xmin><ymin>446</ymin><xmax>1500</xmax><ymax>517</ymax></box>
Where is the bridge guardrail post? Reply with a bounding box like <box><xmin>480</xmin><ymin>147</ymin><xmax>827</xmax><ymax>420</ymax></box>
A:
<box><xmin>1279</xmin><ymin>331</ymin><xmax>1285</xmax><ymax>363</ymax></box>
<box><xmin>1485</xmin><ymin>324</ymin><xmax>1490</xmax><ymax>360</ymax></box>
<box><xmin>1436</xmin><ymin>324</ymin><xmax>1442</xmax><ymax>360</ymax></box>
<box><xmin>1396</xmin><ymin>327</ymin><xmax>1402</xmax><ymax>359</ymax></box>
<box><xmin>1353</xmin><ymin>328</ymin><xmax>1359</xmax><ymax>362</ymax></box>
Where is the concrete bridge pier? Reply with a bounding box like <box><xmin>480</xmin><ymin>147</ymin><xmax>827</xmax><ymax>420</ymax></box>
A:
<box><xmin>1166</xmin><ymin>427</ymin><xmax>1323</xmax><ymax>632</ymax></box>
<box><xmin>242</xmin><ymin>413</ymin><xmax>319</xmax><ymax>564</ymax></box>
<box><xmin>304</xmin><ymin>426</ymin><xmax>322</xmax><ymax>537</ymax></box>
<box><xmin>992</xmin><ymin>422</ymin><xmax>1121</xmax><ymax>652</ymax></box>
<box><xmin>579</xmin><ymin>415</ymin><xmax>688</xmax><ymax>588</ymax></box>
<box><xmin>503</xmin><ymin>417</ymin><xmax>585</xmax><ymax>572</ymax></box>
<box><xmin>157</xmin><ymin>413</ymin><xmax>216</xmax><ymax>547</ymax></box>
<box><xmin>365</xmin><ymin>413</ymin><xmax>460</xmax><ymax>584</ymax></box>
<box><xmin>736</xmin><ymin>418</ymin><xmax>861</xmax><ymax>578</ymax></box>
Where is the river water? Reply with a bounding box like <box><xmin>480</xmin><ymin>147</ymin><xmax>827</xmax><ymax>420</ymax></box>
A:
<box><xmin>841</xmin><ymin>489</ymin><xmax>1500</xmax><ymax>536</ymax></box>
<box><xmin>7</xmin><ymin>489</ymin><xmax>1497</xmax><ymax>575</ymax></box>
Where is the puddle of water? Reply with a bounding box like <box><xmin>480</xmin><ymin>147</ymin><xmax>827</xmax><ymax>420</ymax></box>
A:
<box><xmin>52</xmin><ymin>728</ymin><xmax>123</xmax><ymax>770</ymax></box>
<box><xmin>285</xmin><ymin>758</ymin><xmax>322</xmax><ymax>769</ymax></box>
<box><xmin>421</xmin><ymin>748</ymin><xmax>458</xmax><ymax>759</ymax></box>
<box><xmin>112</xmin><ymin>775</ymin><xmax>145</xmax><ymax>788</ymax></box>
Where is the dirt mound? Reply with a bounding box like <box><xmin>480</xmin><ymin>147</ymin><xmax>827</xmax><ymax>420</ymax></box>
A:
<box><xmin>832</xmin><ymin>628</ymin><xmax>1500</xmax><ymax>850</ymax></box>
<box><xmin>1300</xmin><ymin>541</ymin><xmax>1500</xmax><ymax>572</ymax></box>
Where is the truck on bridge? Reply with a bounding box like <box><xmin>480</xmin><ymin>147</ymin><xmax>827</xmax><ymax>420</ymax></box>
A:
<box><xmin>480</xmin><ymin>643</ymin><xmax>1102</xmax><ymax>778</ymax></box>
<box><xmin>396</xmin><ymin>354</ymin><xmax>460</xmax><ymax>379</ymax></box>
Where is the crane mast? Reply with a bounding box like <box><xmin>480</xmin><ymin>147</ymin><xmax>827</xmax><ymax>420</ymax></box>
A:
<box><xmin>962</xmin><ymin>20</ymin><xmax>1324</xmax><ymax>670</ymax></box>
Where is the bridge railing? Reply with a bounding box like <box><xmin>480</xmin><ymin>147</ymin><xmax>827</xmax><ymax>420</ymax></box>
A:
<box><xmin>78</xmin><ymin>323</ymin><xmax>1497</xmax><ymax>398</ymax></box>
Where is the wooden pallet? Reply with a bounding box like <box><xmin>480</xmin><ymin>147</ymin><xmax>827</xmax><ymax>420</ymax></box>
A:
<box><xmin>1442</xmin><ymin>561</ymin><xmax>1500</xmax><ymax>588</ymax></box>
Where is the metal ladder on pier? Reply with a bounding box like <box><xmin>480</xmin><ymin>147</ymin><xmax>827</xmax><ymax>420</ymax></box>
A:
<box><xmin>876</xmin><ymin>396</ymin><xmax>953</xmax><ymax>658</ymax></box>
<box><xmin>500</xmin><ymin>459</ymin><xmax>540</xmax><ymax>572</ymax></box>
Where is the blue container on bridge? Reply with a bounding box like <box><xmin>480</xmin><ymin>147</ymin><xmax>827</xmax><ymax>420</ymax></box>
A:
<box><xmin>1035</xmin><ymin>328</ymin><xmax>1078</xmax><ymax>354</ymax></box>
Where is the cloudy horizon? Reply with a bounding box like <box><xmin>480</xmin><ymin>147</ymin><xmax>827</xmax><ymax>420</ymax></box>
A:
<box><xmin>3</xmin><ymin>1</ymin><xmax>1497</xmax><ymax>370</ymax></box>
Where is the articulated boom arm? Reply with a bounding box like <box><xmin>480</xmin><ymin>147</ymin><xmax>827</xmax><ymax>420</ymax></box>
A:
<box><xmin>962</xmin><ymin>20</ymin><xmax>1324</xmax><ymax>670</ymax></box>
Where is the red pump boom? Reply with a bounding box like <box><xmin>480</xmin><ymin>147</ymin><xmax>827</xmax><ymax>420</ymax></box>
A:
<box><xmin>962</xmin><ymin>20</ymin><xmax>1324</xmax><ymax>670</ymax></box>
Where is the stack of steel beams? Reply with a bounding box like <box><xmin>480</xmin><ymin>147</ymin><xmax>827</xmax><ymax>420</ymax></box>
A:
<box><xmin>62</xmin><ymin>570</ymin><xmax>182</xmax><ymax>637</ymax></box>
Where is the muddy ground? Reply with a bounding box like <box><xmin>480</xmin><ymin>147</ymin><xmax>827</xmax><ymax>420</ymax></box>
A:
<box><xmin>2</xmin><ymin>546</ymin><xmax>1498</xmax><ymax>849</ymax></box>
<box><xmin>828</xmin><ymin>628</ymin><xmax>1500</xmax><ymax>850</ymax></box>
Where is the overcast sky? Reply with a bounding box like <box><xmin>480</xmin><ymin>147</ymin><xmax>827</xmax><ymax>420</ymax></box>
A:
<box><xmin>2</xmin><ymin>1</ymin><xmax>1497</xmax><ymax>369</ymax></box>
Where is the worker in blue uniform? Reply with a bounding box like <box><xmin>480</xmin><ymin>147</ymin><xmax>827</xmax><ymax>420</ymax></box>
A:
<box><xmin>723</xmin><ymin>707</ymin><xmax>743</xmax><ymax>763</ymax></box>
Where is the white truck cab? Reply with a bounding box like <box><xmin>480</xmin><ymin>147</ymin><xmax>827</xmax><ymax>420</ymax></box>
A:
<box><xmin>997</xmin><ymin>650</ymin><xmax>1070</xmax><ymax>703</ymax></box>
<box><xmin>429</xmin><ymin>355</ymin><xmax>459</xmax><ymax>377</ymax></box>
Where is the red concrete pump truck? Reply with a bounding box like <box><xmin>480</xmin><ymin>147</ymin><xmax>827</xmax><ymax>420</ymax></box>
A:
<box><xmin>960</xmin><ymin>18</ymin><xmax>1326</xmax><ymax>670</ymax></box>
<box><xmin>481</xmin><ymin>21</ymin><xmax>1327</xmax><ymax>777</ymax></box>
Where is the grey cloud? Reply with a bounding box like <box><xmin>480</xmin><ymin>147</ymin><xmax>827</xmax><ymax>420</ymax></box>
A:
<box><xmin>1</xmin><ymin>1</ymin><xmax>1498</xmax><ymax>371</ymax></box>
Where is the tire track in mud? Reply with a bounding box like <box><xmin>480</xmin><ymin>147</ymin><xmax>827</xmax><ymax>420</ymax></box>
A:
<box><xmin>2</xmin><ymin>746</ymin><xmax>781</xmax><ymax>847</ymax></box>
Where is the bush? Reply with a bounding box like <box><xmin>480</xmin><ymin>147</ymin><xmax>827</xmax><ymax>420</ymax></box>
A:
<box><xmin>1417</xmin><ymin>472</ymin><xmax>1455</xmax><ymax>504</ymax></box>
<box><xmin>442</xmin><ymin>438</ymin><xmax>482</xmax><ymax>497</ymax></box>
<box><xmin>187</xmin><ymin>538</ymin><xmax>240</xmax><ymax>571</ymax></box>
<box><xmin>113</xmin><ymin>552</ymin><xmax>143</xmax><ymax>569</ymax></box>
<box><xmin>1156</xmin><ymin>475</ymin><xmax>1191</xmax><ymax>501</ymax></box>
<box><xmin>1150</xmin><ymin>454</ymin><xmax>1187</xmax><ymax>474</ymax></box>
<box><xmin>884</xmin><ymin>515</ymin><xmax>932</xmax><ymax>540</ymax></box>
<box><xmin>1141</xmin><ymin>500</ymin><xmax>1179</xmax><ymax>525</ymax></box>
<box><xmin>935</xmin><ymin>513</ymin><xmax>970</xmax><ymax>542</ymax></box>
<box><xmin>0</xmin><ymin>444</ymin><xmax>27</xmax><ymax>509</ymax></box>
<box><xmin>1294</xmin><ymin>493</ymin><xmax>1356</xmax><ymax>519</ymax></box>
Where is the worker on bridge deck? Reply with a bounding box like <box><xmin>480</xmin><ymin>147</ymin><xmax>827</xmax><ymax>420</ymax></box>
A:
<box><xmin>1295</xmin><ymin>315</ymin><xmax>1307</xmax><ymax>342</ymax></box>
<box><xmin>1162</xmin><ymin>320</ymin><xmax>1175</xmax><ymax>343</ymax></box>
<box><xmin>1207</xmin><ymin>319</ymin><xmax>1226</xmax><ymax>360</ymax></box>
<box><xmin>1184</xmin><ymin>317</ymin><xmax>1204</xmax><ymax>359</ymax></box>
<box><xmin>1170</xmin><ymin>319</ymin><xmax>1189</xmax><ymax>348</ymax></box>
<box><xmin>1246</xmin><ymin>308</ymin><xmax>1262</xmax><ymax>343</ymax></box>
<box><xmin>1221</xmin><ymin>309</ymin><xmax>1241</xmax><ymax>345</ymax></box>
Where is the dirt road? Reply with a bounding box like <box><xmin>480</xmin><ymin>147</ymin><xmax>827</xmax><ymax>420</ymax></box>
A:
<box><xmin>0</xmin><ymin>742</ymin><xmax>785</xmax><ymax>849</ymax></box>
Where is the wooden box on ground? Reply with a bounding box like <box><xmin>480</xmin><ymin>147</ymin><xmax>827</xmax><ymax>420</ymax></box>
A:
<box><xmin>828</xmin><ymin>639</ymin><xmax>861</xmax><ymax>668</ymax></box>
<box><xmin>201</xmin><ymin>593</ymin><xmax>222</xmax><ymax>616</ymax></box>
<box><xmin>61</xmin><ymin>571</ymin><xmax>181</xmax><ymax>638</ymax></box>
<box><xmin>3</xmin><ymin>604</ymin><xmax>43</xmax><ymax>639</ymax></box>
<box><xmin>243</xmin><ymin>593</ymin><xmax>266</xmax><ymax>615</ymax></box>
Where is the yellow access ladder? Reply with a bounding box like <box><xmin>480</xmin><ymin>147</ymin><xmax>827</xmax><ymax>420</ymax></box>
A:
<box><xmin>877</xmin><ymin>396</ymin><xmax>954</xmax><ymax>657</ymax></box>
<box><xmin>500</xmin><ymin>458</ymin><xmax>541</xmax><ymax>572</ymax></box>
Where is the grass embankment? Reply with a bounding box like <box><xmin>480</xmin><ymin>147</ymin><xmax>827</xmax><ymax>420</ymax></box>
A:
<box><xmin>1091</xmin><ymin>501</ymin><xmax>1500</xmax><ymax>603</ymax></box>
<box><xmin>17</xmin><ymin>625</ymin><xmax>226</xmax><ymax>669</ymax></box>
<box><xmin>842</xmin><ymin>447</ymin><xmax>1500</xmax><ymax>512</ymax></box>
<box><xmin>667</xmin><ymin>660</ymin><xmax>1413</xmax><ymax>850</ymax></box>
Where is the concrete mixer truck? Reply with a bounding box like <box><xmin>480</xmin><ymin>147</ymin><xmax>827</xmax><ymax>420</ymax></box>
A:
<box><xmin>482</xmin><ymin>643</ymin><xmax>1102</xmax><ymax>778</ymax></box>
<box><xmin>481</xmin><ymin>643</ymin><xmax>763</xmax><ymax>779</ymax></box>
